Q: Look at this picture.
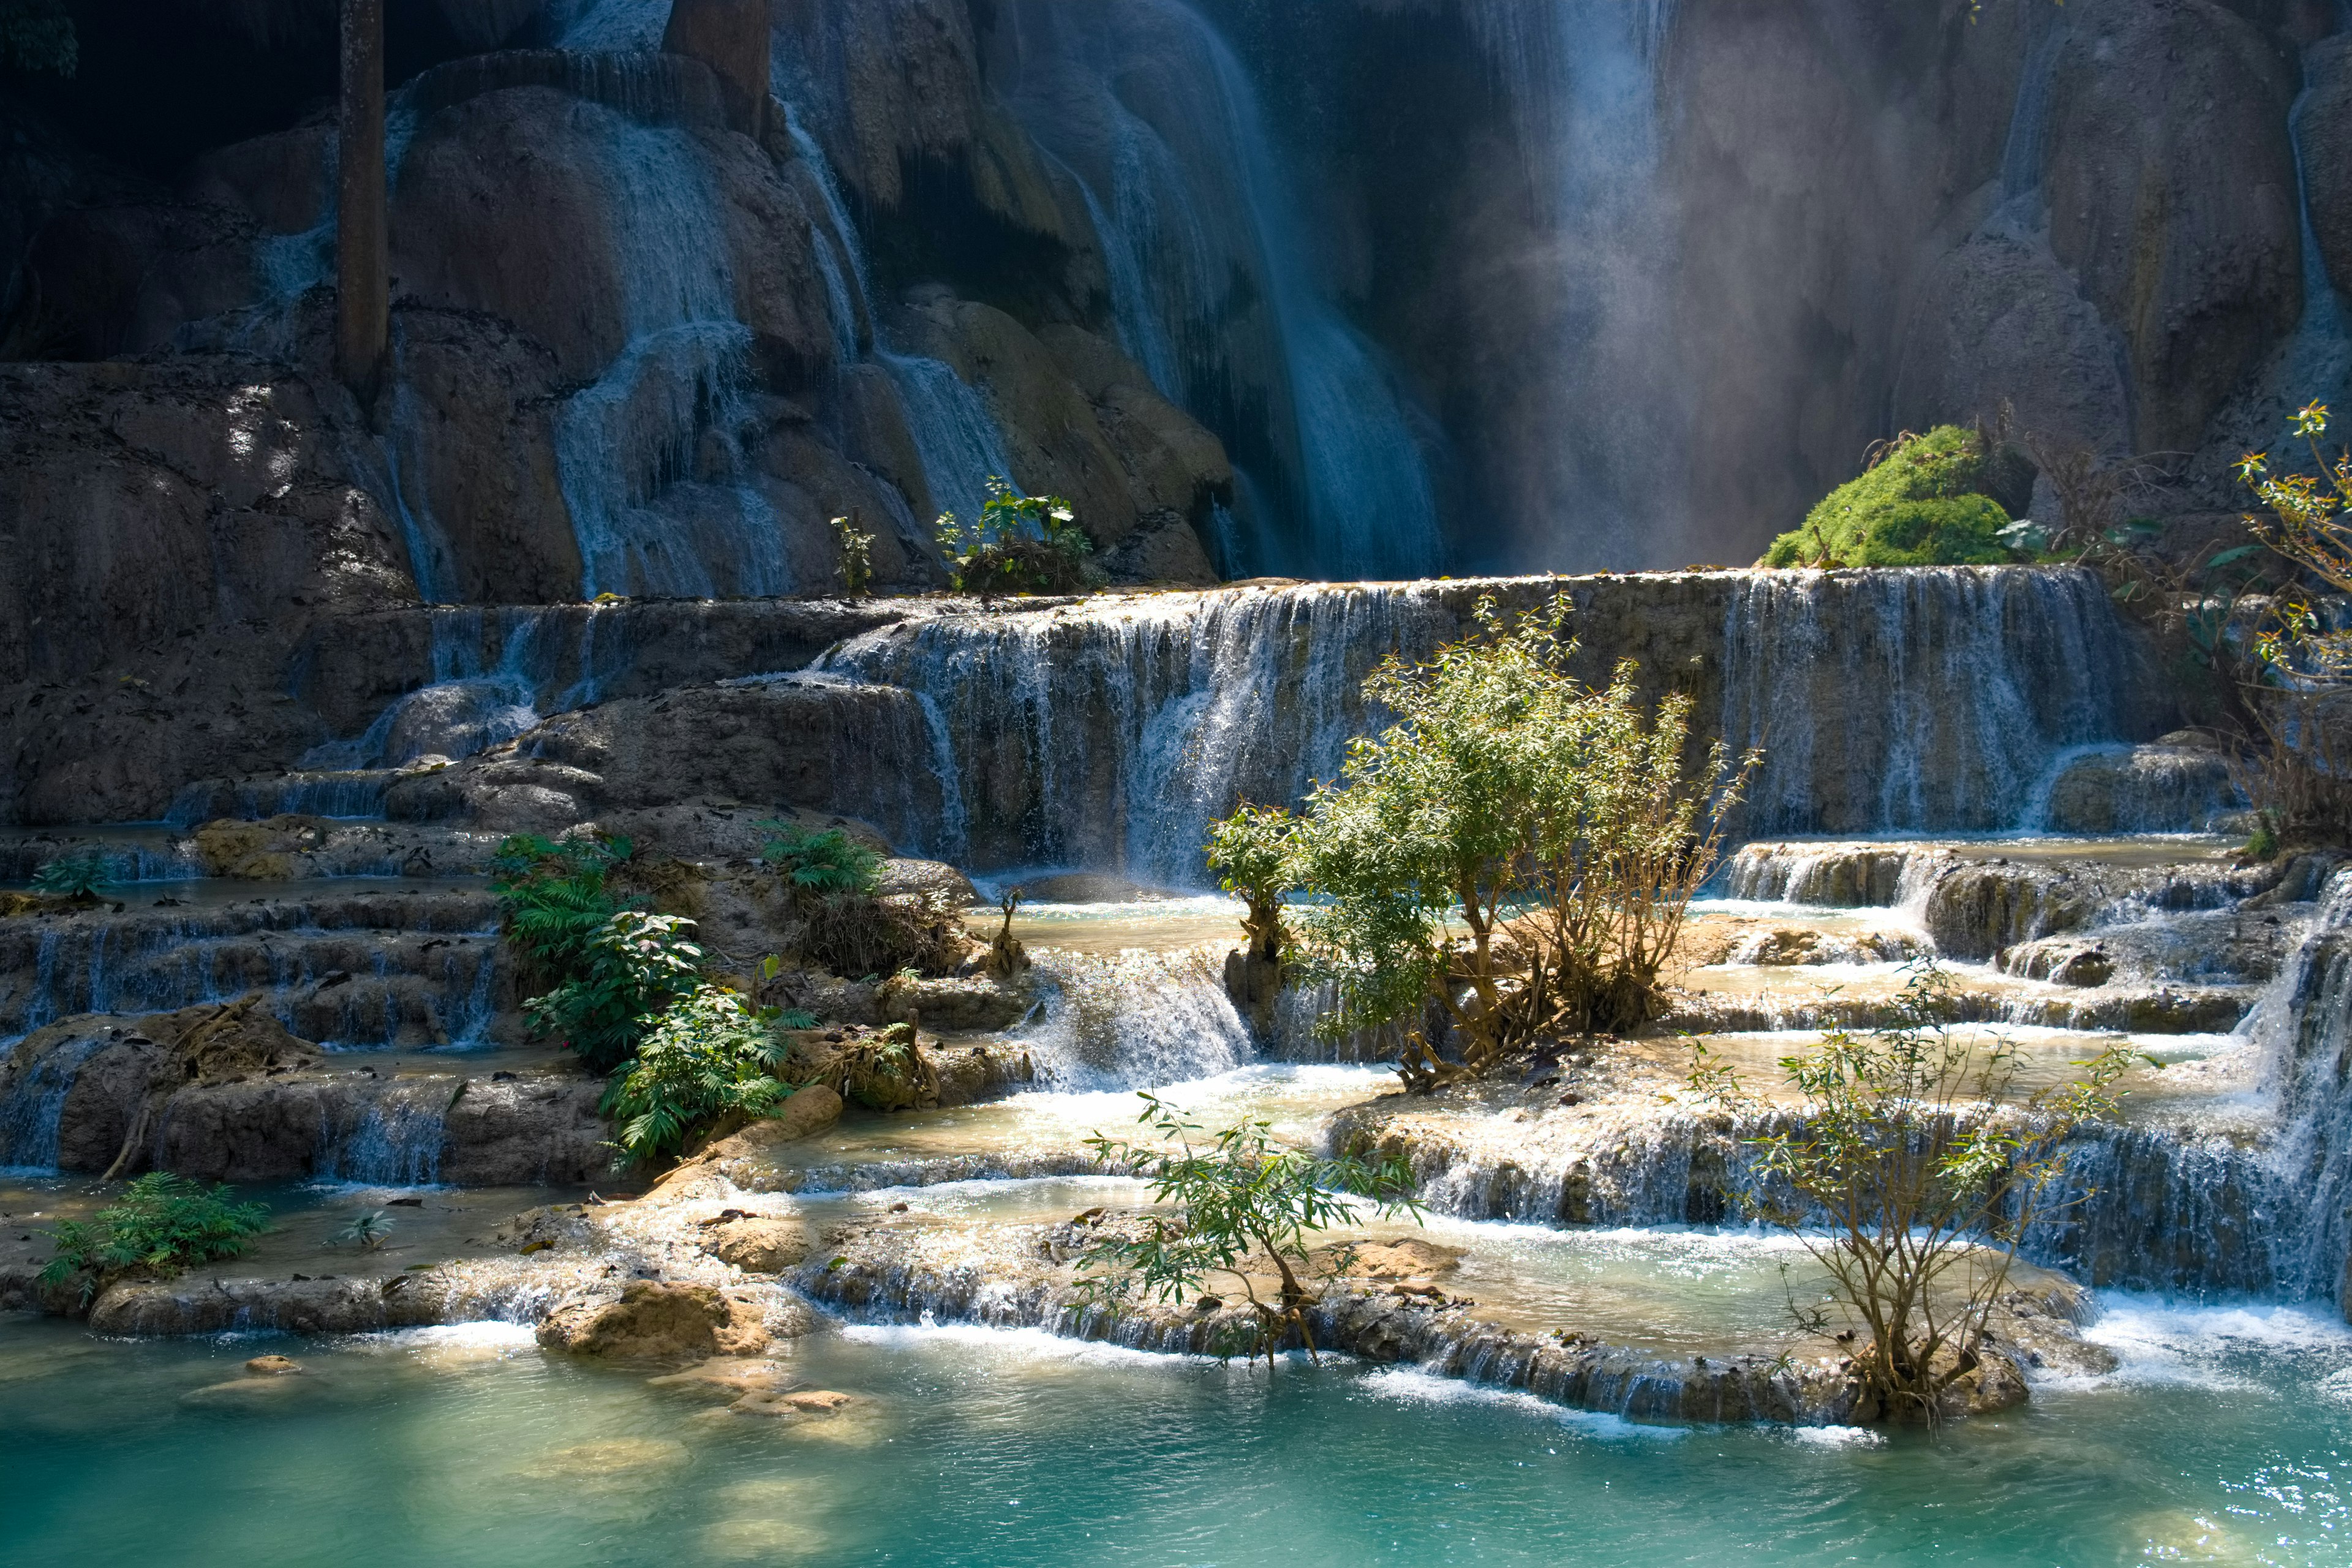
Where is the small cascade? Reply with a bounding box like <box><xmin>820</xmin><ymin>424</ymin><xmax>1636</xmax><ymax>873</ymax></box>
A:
<box><xmin>823</xmin><ymin>582</ymin><xmax>1468</xmax><ymax>877</ymax></box>
<box><xmin>1018</xmin><ymin>946</ymin><xmax>1254</xmax><ymax>1091</ymax></box>
<box><xmin>168</xmin><ymin>772</ymin><xmax>393</xmax><ymax>826</ymax></box>
<box><xmin>876</xmin><ymin>349</ymin><xmax>1022</xmax><ymax>528</ymax></box>
<box><xmin>1722</xmin><ymin>568</ymin><xmax>2135</xmax><ymax>835</ymax></box>
<box><xmin>0</xmin><ymin>1034</ymin><xmax>104</xmax><ymax>1170</ymax></box>
<box><xmin>2244</xmin><ymin>870</ymin><xmax>2352</xmax><ymax>1302</ymax></box>
<box><xmin>303</xmin><ymin>610</ymin><xmax>548</xmax><ymax>772</ymax></box>
<box><xmin>317</xmin><ymin>1085</ymin><xmax>450</xmax><ymax>1186</ymax></box>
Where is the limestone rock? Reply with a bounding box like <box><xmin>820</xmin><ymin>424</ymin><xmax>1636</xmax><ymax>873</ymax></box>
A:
<box><xmin>2297</xmin><ymin>36</ymin><xmax>2352</xmax><ymax>299</ymax></box>
<box><xmin>875</xmin><ymin>858</ymin><xmax>981</xmax><ymax>906</ymax></box>
<box><xmin>701</xmin><ymin>1216</ymin><xmax>815</xmax><ymax>1274</ymax></box>
<box><xmin>244</xmin><ymin>1354</ymin><xmax>304</xmax><ymax>1375</ymax></box>
<box><xmin>2041</xmin><ymin>745</ymin><xmax>2242</xmax><ymax>835</ymax></box>
<box><xmin>537</xmin><ymin>1280</ymin><xmax>737</xmax><ymax>1360</ymax></box>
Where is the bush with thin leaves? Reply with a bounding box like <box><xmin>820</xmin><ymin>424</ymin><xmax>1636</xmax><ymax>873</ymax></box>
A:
<box><xmin>1076</xmin><ymin>1094</ymin><xmax>1420</xmax><ymax>1365</ymax></box>
<box><xmin>759</xmin><ymin>820</ymin><xmax>882</xmax><ymax>897</ymax></box>
<box><xmin>41</xmin><ymin>1174</ymin><xmax>270</xmax><ymax>1305</ymax></box>
<box><xmin>601</xmin><ymin>984</ymin><xmax>797</xmax><ymax>1159</ymax></box>
<box><xmin>29</xmin><ymin>849</ymin><xmax>109</xmax><ymax>900</ymax></box>
<box><xmin>524</xmin><ymin>909</ymin><xmax>706</xmax><ymax>1072</ymax></box>
<box><xmin>1206</xmin><ymin>805</ymin><xmax>1292</xmax><ymax>966</ymax></box>
<box><xmin>1215</xmin><ymin>594</ymin><xmax>1752</xmax><ymax>1087</ymax></box>
<box><xmin>1688</xmin><ymin>963</ymin><xmax>2132</xmax><ymax>1424</ymax></box>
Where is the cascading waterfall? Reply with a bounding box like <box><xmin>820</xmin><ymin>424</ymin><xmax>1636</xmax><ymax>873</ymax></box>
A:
<box><xmin>318</xmin><ymin>1086</ymin><xmax>449</xmax><ymax>1186</ymax></box>
<box><xmin>997</xmin><ymin>0</ymin><xmax>1441</xmax><ymax>578</ymax></box>
<box><xmin>1460</xmin><ymin>0</ymin><xmax>1686</xmax><ymax>568</ymax></box>
<box><xmin>303</xmin><ymin>609</ymin><xmax>545</xmax><ymax>771</ymax></box>
<box><xmin>823</xmin><ymin>582</ymin><xmax>1469</xmax><ymax>879</ymax></box>
<box><xmin>0</xmin><ymin>1035</ymin><xmax>104</xmax><ymax>1170</ymax></box>
<box><xmin>1722</xmin><ymin>568</ymin><xmax>2132</xmax><ymax>835</ymax></box>
<box><xmin>1017</xmin><ymin>946</ymin><xmax>1255</xmax><ymax>1091</ymax></box>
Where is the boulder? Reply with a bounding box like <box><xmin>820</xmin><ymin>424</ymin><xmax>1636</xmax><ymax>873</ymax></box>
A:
<box><xmin>535</xmin><ymin>1280</ymin><xmax>780</xmax><ymax>1360</ymax></box>
<box><xmin>243</xmin><ymin>1354</ymin><xmax>304</xmax><ymax>1376</ymax></box>
<box><xmin>701</xmin><ymin>1216</ymin><xmax>815</xmax><ymax>1273</ymax></box>
<box><xmin>2041</xmin><ymin>744</ymin><xmax>2242</xmax><ymax>834</ymax></box>
<box><xmin>2298</xmin><ymin>36</ymin><xmax>2352</xmax><ymax>300</ymax></box>
<box><xmin>875</xmin><ymin>858</ymin><xmax>981</xmax><ymax>906</ymax></box>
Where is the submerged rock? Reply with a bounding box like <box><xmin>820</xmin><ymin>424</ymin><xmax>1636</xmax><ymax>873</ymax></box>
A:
<box><xmin>535</xmin><ymin>1279</ymin><xmax>807</xmax><ymax>1360</ymax></box>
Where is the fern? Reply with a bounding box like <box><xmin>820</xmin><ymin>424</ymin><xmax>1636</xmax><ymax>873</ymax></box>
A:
<box><xmin>41</xmin><ymin>1174</ymin><xmax>270</xmax><ymax>1303</ymax></box>
<box><xmin>757</xmin><ymin>820</ymin><xmax>881</xmax><ymax>897</ymax></box>
<box><xmin>601</xmin><ymin>986</ymin><xmax>799</xmax><ymax>1159</ymax></box>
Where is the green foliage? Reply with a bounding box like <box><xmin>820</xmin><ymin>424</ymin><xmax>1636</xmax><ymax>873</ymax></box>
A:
<box><xmin>832</xmin><ymin>514</ymin><xmax>875</xmax><ymax>597</ymax></box>
<box><xmin>0</xmin><ymin>0</ymin><xmax>74</xmax><ymax>76</ymax></box>
<box><xmin>1077</xmin><ymin>1094</ymin><xmax>1421</xmax><ymax>1364</ymax></box>
<box><xmin>935</xmin><ymin>479</ymin><xmax>1096</xmax><ymax>595</ymax></box>
<box><xmin>777</xmin><ymin>1007</ymin><xmax>820</xmax><ymax>1030</ymax></box>
<box><xmin>491</xmin><ymin>833</ymin><xmax>638</xmax><ymax>986</ymax></box>
<box><xmin>1763</xmin><ymin>426</ymin><xmax>2018</xmax><ymax>568</ymax></box>
<box><xmin>1221</xmin><ymin>595</ymin><xmax>1750</xmax><ymax>1085</ymax></box>
<box><xmin>2245</xmin><ymin>817</ymin><xmax>2280</xmax><ymax>861</ymax></box>
<box><xmin>1689</xmin><ymin>964</ymin><xmax>2132</xmax><ymax>1423</ymax></box>
<box><xmin>601</xmin><ymin>984</ymin><xmax>797</xmax><ymax>1159</ymax></box>
<box><xmin>333</xmin><ymin>1210</ymin><xmax>393</xmax><ymax>1251</ymax></box>
<box><xmin>524</xmin><ymin>909</ymin><xmax>707</xmax><ymax>1072</ymax></box>
<box><xmin>30</xmin><ymin>850</ymin><xmax>109</xmax><ymax>900</ymax></box>
<box><xmin>759</xmin><ymin>820</ymin><xmax>882</xmax><ymax>897</ymax></box>
<box><xmin>831</xmin><ymin>1020</ymin><xmax>938</xmax><ymax>1111</ymax></box>
<box><xmin>40</xmin><ymin>1174</ymin><xmax>270</xmax><ymax>1302</ymax></box>
<box><xmin>1205</xmin><ymin>804</ymin><xmax>1293</xmax><ymax>965</ymax></box>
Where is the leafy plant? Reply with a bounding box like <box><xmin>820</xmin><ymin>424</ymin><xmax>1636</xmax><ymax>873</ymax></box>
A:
<box><xmin>40</xmin><ymin>1174</ymin><xmax>270</xmax><ymax>1303</ymax></box>
<box><xmin>759</xmin><ymin>820</ymin><xmax>882</xmax><ymax>897</ymax></box>
<box><xmin>1219</xmin><ymin>595</ymin><xmax>1752</xmax><ymax>1087</ymax></box>
<box><xmin>490</xmin><ymin>833</ymin><xmax>638</xmax><ymax>990</ymax></box>
<box><xmin>0</xmin><ymin>0</ymin><xmax>75</xmax><ymax>76</ymax></box>
<box><xmin>524</xmin><ymin>909</ymin><xmax>706</xmax><ymax>1072</ymax></box>
<box><xmin>827</xmin><ymin>1020</ymin><xmax>938</xmax><ymax>1112</ymax></box>
<box><xmin>601</xmin><ymin>984</ymin><xmax>797</xmax><ymax>1159</ymax></box>
<box><xmin>1763</xmin><ymin>425</ymin><xmax>2020</xmax><ymax>568</ymax></box>
<box><xmin>832</xmin><ymin>514</ymin><xmax>875</xmax><ymax>597</ymax></box>
<box><xmin>333</xmin><ymin>1210</ymin><xmax>393</xmax><ymax>1251</ymax></box>
<box><xmin>1205</xmin><ymin>805</ymin><xmax>1292</xmax><ymax>967</ymax></box>
<box><xmin>1077</xmin><ymin>1095</ymin><xmax>1421</xmax><ymax>1365</ymax></box>
<box><xmin>1687</xmin><ymin>963</ymin><xmax>2132</xmax><ymax>1424</ymax></box>
<box><xmin>935</xmin><ymin>480</ymin><xmax>1096</xmax><ymax>595</ymax></box>
<box><xmin>30</xmin><ymin>849</ymin><xmax>109</xmax><ymax>900</ymax></box>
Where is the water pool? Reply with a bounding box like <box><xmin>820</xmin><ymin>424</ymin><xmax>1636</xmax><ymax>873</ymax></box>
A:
<box><xmin>3</xmin><ymin>1294</ymin><xmax>2349</xmax><ymax>1566</ymax></box>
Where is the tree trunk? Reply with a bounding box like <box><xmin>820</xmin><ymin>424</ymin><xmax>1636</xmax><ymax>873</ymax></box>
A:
<box><xmin>337</xmin><ymin>0</ymin><xmax>388</xmax><ymax>404</ymax></box>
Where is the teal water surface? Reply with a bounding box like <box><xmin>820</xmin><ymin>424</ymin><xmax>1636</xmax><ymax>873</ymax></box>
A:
<box><xmin>3</xmin><ymin>1293</ymin><xmax>2350</xmax><ymax>1566</ymax></box>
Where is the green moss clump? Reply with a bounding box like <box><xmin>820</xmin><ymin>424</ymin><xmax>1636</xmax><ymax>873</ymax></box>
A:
<box><xmin>1763</xmin><ymin>425</ymin><xmax>2018</xmax><ymax>568</ymax></box>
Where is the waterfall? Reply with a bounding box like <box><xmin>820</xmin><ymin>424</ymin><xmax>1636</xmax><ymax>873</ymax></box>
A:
<box><xmin>1721</xmin><ymin>568</ymin><xmax>2132</xmax><ymax>835</ymax></box>
<box><xmin>549</xmin><ymin>109</ymin><xmax>790</xmax><ymax>600</ymax></box>
<box><xmin>318</xmin><ymin>1085</ymin><xmax>450</xmax><ymax>1186</ymax></box>
<box><xmin>1459</xmin><ymin>0</ymin><xmax>1687</xmax><ymax>568</ymax></box>
<box><xmin>302</xmin><ymin>609</ymin><xmax>546</xmax><ymax>771</ymax></box>
<box><xmin>997</xmin><ymin>0</ymin><xmax>1442</xmax><ymax>578</ymax></box>
<box><xmin>875</xmin><ymin>349</ymin><xmax>1022</xmax><ymax>529</ymax></box>
<box><xmin>0</xmin><ymin>1035</ymin><xmax>104</xmax><ymax>1171</ymax></box>
<box><xmin>823</xmin><ymin>582</ymin><xmax>1468</xmax><ymax>879</ymax></box>
<box><xmin>2249</xmin><ymin>870</ymin><xmax>2352</xmax><ymax>1302</ymax></box>
<box><xmin>1017</xmin><ymin>947</ymin><xmax>1255</xmax><ymax>1091</ymax></box>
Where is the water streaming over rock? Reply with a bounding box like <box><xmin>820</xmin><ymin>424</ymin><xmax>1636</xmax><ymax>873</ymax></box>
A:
<box><xmin>317</xmin><ymin>1085</ymin><xmax>450</xmax><ymax>1186</ymax></box>
<box><xmin>1017</xmin><ymin>946</ymin><xmax>1254</xmax><ymax>1091</ymax></box>
<box><xmin>0</xmin><ymin>1034</ymin><xmax>104</xmax><ymax>1170</ymax></box>
<box><xmin>997</xmin><ymin>0</ymin><xmax>1441</xmax><ymax>578</ymax></box>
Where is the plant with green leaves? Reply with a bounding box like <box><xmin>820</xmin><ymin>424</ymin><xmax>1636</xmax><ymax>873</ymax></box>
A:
<box><xmin>30</xmin><ymin>849</ymin><xmax>109</xmax><ymax>901</ymax></box>
<box><xmin>832</xmin><ymin>514</ymin><xmax>875</xmax><ymax>597</ymax></box>
<box><xmin>0</xmin><ymin>0</ymin><xmax>74</xmax><ymax>76</ymax></box>
<box><xmin>759</xmin><ymin>820</ymin><xmax>883</xmax><ymax>898</ymax></box>
<box><xmin>1687</xmin><ymin>963</ymin><xmax>2132</xmax><ymax>1424</ymax></box>
<box><xmin>333</xmin><ymin>1210</ymin><xmax>393</xmax><ymax>1251</ymax></box>
<box><xmin>601</xmin><ymin>984</ymin><xmax>797</xmax><ymax>1159</ymax></box>
<box><xmin>1206</xmin><ymin>804</ymin><xmax>1293</xmax><ymax>967</ymax></box>
<box><xmin>1077</xmin><ymin>1094</ymin><xmax>1421</xmax><ymax>1365</ymax></box>
<box><xmin>40</xmin><ymin>1174</ymin><xmax>270</xmax><ymax>1304</ymax></box>
<box><xmin>1219</xmin><ymin>595</ymin><xmax>1751</xmax><ymax>1087</ymax></box>
<box><xmin>524</xmin><ymin>908</ymin><xmax>706</xmax><ymax>1072</ymax></box>
<box><xmin>935</xmin><ymin>479</ymin><xmax>1096</xmax><ymax>595</ymax></box>
<box><xmin>1763</xmin><ymin>424</ymin><xmax>2021</xmax><ymax>568</ymax></box>
<box><xmin>490</xmin><ymin>832</ymin><xmax>639</xmax><ymax>989</ymax></box>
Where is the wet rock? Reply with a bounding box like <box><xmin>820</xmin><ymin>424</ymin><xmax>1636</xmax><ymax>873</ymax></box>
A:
<box><xmin>874</xmin><ymin>859</ymin><xmax>981</xmax><ymax>907</ymax></box>
<box><xmin>537</xmin><ymin>1280</ymin><xmax>736</xmax><ymax>1360</ymax></box>
<box><xmin>2041</xmin><ymin>745</ymin><xmax>2242</xmax><ymax>835</ymax></box>
<box><xmin>730</xmin><ymin>1387</ymin><xmax>855</xmax><ymax>1418</ymax></box>
<box><xmin>646</xmin><ymin>1356</ymin><xmax>797</xmax><ymax>1396</ymax></box>
<box><xmin>243</xmin><ymin>1354</ymin><xmax>303</xmax><ymax>1376</ymax></box>
<box><xmin>701</xmin><ymin>1216</ymin><xmax>814</xmax><ymax>1274</ymax></box>
<box><xmin>2302</xmin><ymin>35</ymin><xmax>2352</xmax><ymax>298</ymax></box>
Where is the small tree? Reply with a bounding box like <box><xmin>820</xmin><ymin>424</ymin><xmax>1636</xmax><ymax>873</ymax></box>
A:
<box><xmin>2231</xmin><ymin>401</ymin><xmax>2352</xmax><ymax>846</ymax></box>
<box><xmin>831</xmin><ymin>514</ymin><xmax>875</xmax><ymax>597</ymax></box>
<box><xmin>1217</xmin><ymin>595</ymin><xmax>1751</xmax><ymax>1087</ymax></box>
<box><xmin>1079</xmin><ymin>1095</ymin><xmax>1420</xmax><ymax>1365</ymax></box>
<box><xmin>1205</xmin><ymin>804</ymin><xmax>1292</xmax><ymax>966</ymax></box>
<box><xmin>1688</xmin><ymin>964</ymin><xmax>2132</xmax><ymax>1424</ymax></box>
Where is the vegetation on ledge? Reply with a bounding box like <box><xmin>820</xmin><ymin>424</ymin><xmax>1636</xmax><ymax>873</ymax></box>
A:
<box><xmin>1763</xmin><ymin>424</ymin><xmax>2028</xmax><ymax>568</ymax></box>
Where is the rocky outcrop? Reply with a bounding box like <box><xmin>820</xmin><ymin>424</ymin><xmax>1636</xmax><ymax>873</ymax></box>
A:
<box><xmin>2302</xmin><ymin>35</ymin><xmax>2352</xmax><ymax>299</ymax></box>
<box><xmin>535</xmin><ymin>1278</ymin><xmax>788</xmax><ymax>1359</ymax></box>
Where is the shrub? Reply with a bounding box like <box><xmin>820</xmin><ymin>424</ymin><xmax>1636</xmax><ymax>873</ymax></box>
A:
<box><xmin>936</xmin><ymin>479</ymin><xmax>1095</xmax><ymax>595</ymax></box>
<box><xmin>759</xmin><ymin>820</ymin><xmax>882</xmax><ymax>897</ymax></box>
<box><xmin>1689</xmin><ymin>964</ymin><xmax>2132</xmax><ymax>1424</ymax></box>
<box><xmin>832</xmin><ymin>514</ymin><xmax>875</xmax><ymax>597</ymax></box>
<box><xmin>1077</xmin><ymin>1094</ymin><xmax>1420</xmax><ymax>1365</ymax></box>
<box><xmin>1205</xmin><ymin>805</ymin><xmax>1292</xmax><ymax>966</ymax></box>
<box><xmin>30</xmin><ymin>849</ymin><xmax>109</xmax><ymax>900</ymax></box>
<box><xmin>601</xmin><ymin>984</ymin><xmax>797</xmax><ymax>1159</ymax></box>
<box><xmin>491</xmin><ymin>833</ymin><xmax>638</xmax><ymax>990</ymax></box>
<box><xmin>41</xmin><ymin>1174</ymin><xmax>270</xmax><ymax>1303</ymax></box>
<box><xmin>1763</xmin><ymin>425</ymin><xmax>2019</xmax><ymax>568</ymax></box>
<box><xmin>1215</xmin><ymin>595</ymin><xmax>1751</xmax><ymax>1087</ymax></box>
<box><xmin>524</xmin><ymin>909</ymin><xmax>706</xmax><ymax>1072</ymax></box>
<box><xmin>827</xmin><ymin>1020</ymin><xmax>938</xmax><ymax>1111</ymax></box>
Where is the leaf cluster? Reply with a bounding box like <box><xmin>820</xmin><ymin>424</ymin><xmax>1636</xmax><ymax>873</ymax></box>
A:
<box><xmin>491</xmin><ymin>833</ymin><xmax>638</xmax><ymax>985</ymax></box>
<box><xmin>600</xmin><ymin>984</ymin><xmax>797</xmax><ymax>1159</ymax></box>
<box><xmin>40</xmin><ymin>1174</ymin><xmax>270</xmax><ymax>1302</ymax></box>
<box><xmin>935</xmin><ymin>479</ymin><xmax>1096</xmax><ymax>595</ymax></box>
<box><xmin>524</xmin><ymin>908</ymin><xmax>707</xmax><ymax>1073</ymax></box>
<box><xmin>30</xmin><ymin>849</ymin><xmax>109</xmax><ymax>900</ymax></box>
<box><xmin>1077</xmin><ymin>1094</ymin><xmax>1420</xmax><ymax>1363</ymax></box>
<box><xmin>831</xmin><ymin>514</ymin><xmax>875</xmax><ymax>597</ymax></box>
<box><xmin>1763</xmin><ymin>425</ymin><xmax>2021</xmax><ymax>568</ymax></box>
<box><xmin>760</xmin><ymin>820</ymin><xmax>882</xmax><ymax>898</ymax></box>
<box><xmin>0</xmin><ymin>0</ymin><xmax>74</xmax><ymax>77</ymax></box>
